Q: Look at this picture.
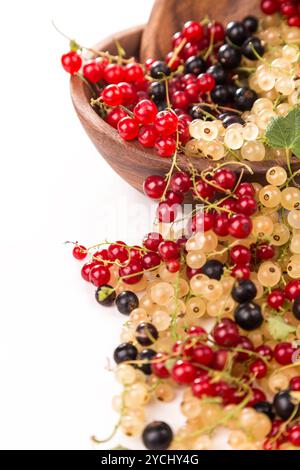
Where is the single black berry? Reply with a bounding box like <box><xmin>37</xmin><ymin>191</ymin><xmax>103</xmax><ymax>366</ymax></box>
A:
<box><xmin>113</xmin><ymin>343</ymin><xmax>138</xmax><ymax>364</ymax></box>
<box><xmin>226</xmin><ymin>21</ymin><xmax>248</xmax><ymax>46</ymax></box>
<box><xmin>148</xmin><ymin>81</ymin><xmax>166</xmax><ymax>102</ymax></box>
<box><xmin>211</xmin><ymin>85</ymin><xmax>230</xmax><ymax>105</ymax></box>
<box><xmin>138</xmin><ymin>349</ymin><xmax>156</xmax><ymax>375</ymax></box>
<box><xmin>136</xmin><ymin>322</ymin><xmax>159</xmax><ymax>346</ymax></box>
<box><xmin>234</xmin><ymin>302</ymin><xmax>263</xmax><ymax>330</ymax></box>
<box><xmin>227</xmin><ymin>84</ymin><xmax>238</xmax><ymax>100</ymax></box>
<box><xmin>234</xmin><ymin>87</ymin><xmax>257</xmax><ymax>111</ymax></box>
<box><xmin>232</xmin><ymin>280</ymin><xmax>257</xmax><ymax>303</ymax></box>
<box><xmin>273</xmin><ymin>390</ymin><xmax>300</xmax><ymax>420</ymax></box>
<box><xmin>189</xmin><ymin>105</ymin><xmax>213</xmax><ymax>120</ymax></box>
<box><xmin>185</xmin><ymin>56</ymin><xmax>206</xmax><ymax>75</ymax></box>
<box><xmin>293</xmin><ymin>296</ymin><xmax>300</xmax><ymax>320</ymax></box>
<box><xmin>206</xmin><ymin>64</ymin><xmax>227</xmax><ymax>84</ymax></box>
<box><xmin>242</xmin><ymin>37</ymin><xmax>265</xmax><ymax>61</ymax></box>
<box><xmin>253</xmin><ymin>401</ymin><xmax>275</xmax><ymax>421</ymax></box>
<box><xmin>218</xmin><ymin>44</ymin><xmax>241</xmax><ymax>69</ymax></box>
<box><xmin>202</xmin><ymin>260</ymin><xmax>224</xmax><ymax>280</ymax></box>
<box><xmin>222</xmin><ymin>114</ymin><xmax>245</xmax><ymax>128</ymax></box>
<box><xmin>116</xmin><ymin>291</ymin><xmax>139</xmax><ymax>315</ymax></box>
<box><xmin>242</xmin><ymin>16</ymin><xmax>259</xmax><ymax>34</ymax></box>
<box><xmin>95</xmin><ymin>284</ymin><xmax>116</xmax><ymax>306</ymax></box>
<box><xmin>142</xmin><ymin>421</ymin><xmax>173</xmax><ymax>450</ymax></box>
<box><xmin>150</xmin><ymin>61</ymin><xmax>171</xmax><ymax>79</ymax></box>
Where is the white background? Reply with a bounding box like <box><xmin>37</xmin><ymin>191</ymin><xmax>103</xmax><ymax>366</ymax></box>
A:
<box><xmin>0</xmin><ymin>0</ymin><xmax>231</xmax><ymax>451</ymax></box>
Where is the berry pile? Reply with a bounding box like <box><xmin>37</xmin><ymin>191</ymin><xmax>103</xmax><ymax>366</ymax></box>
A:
<box><xmin>262</xmin><ymin>0</ymin><xmax>300</xmax><ymax>27</ymax></box>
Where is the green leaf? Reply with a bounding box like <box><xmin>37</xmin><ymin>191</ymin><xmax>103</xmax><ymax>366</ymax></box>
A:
<box><xmin>268</xmin><ymin>315</ymin><xmax>296</xmax><ymax>342</ymax></box>
<box><xmin>265</xmin><ymin>107</ymin><xmax>300</xmax><ymax>158</ymax></box>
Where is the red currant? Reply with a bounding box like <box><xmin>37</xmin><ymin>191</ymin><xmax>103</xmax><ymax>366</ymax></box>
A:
<box><xmin>192</xmin><ymin>376</ymin><xmax>213</xmax><ymax>398</ymax></box>
<box><xmin>236</xmin><ymin>336</ymin><xmax>254</xmax><ymax>361</ymax></box>
<box><xmin>249</xmin><ymin>358</ymin><xmax>268</xmax><ymax>379</ymax></box>
<box><xmin>287</xmin><ymin>424</ymin><xmax>300</xmax><ymax>447</ymax></box>
<box><xmin>138</xmin><ymin>125</ymin><xmax>158</xmax><ymax>148</ymax></box>
<box><xmin>118</xmin><ymin>82</ymin><xmax>137</xmax><ymax>106</ymax></box>
<box><xmin>106</xmin><ymin>107</ymin><xmax>128</xmax><ymax>128</ymax></box>
<box><xmin>81</xmin><ymin>262</ymin><xmax>96</xmax><ymax>282</ymax></box>
<box><xmin>213</xmin><ymin>168</ymin><xmax>236</xmax><ymax>191</ymax></box>
<box><xmin>158</xmin><ymin>240</ymin><xmax>179</xmax><ymax>261</ymax></box>
<box><xmin>119</xmin><ymin>260</ymin><xmax>143</xmax><ymax>285</ymax></box>
<box><xmin>231</xmin><ymin>265</ymin><xmax>251</xmax><ymax>280</ymax></box>
<box><xmin>213</xmin><ymin>214</ymin><xmax>230</xmax><ymax>237</ymax></box>
<box><xmin>61</xmin><ymin>51</ymin><xmax>82</xmax><ymax>74</ymax></box>
<box><xmin>212</xmin><ymin>319</ymin><xmax>239</xmax><ymax>347</ymax></box>
<box><xmin>192</xmin><ymin>344</ymin><xmax>214</xmax><ymax>366</ymax></box>
<box><xmin>228</xmin><ymin>214</ymin><xmax>253</xmax><ymax>239</ymax></box>
<box><xmin>155</xmin><ymin>136</ymin><xmax>177</xmax><ymax>157</ymax></box>
<box><xmin>143</xmin><ymin>175</ymin><xmax>166</xmax><ymax>199</ymax></box>
<box><xmin>103</xmin><ymin>64</ymin><xmax>124</xmax><ymax>84</ymax></box>
<box><xmin>230</xmin><ymin>245</ymin><xmax>251</xmax><ymax>265</ymax></box>
<box><xmin>197</xmin><ymin>73</ymin><xmax>216</xmax><ymax>93</ymax></box>
<box><xmin>90</xmin><ymin>265</ymin><xmax>111</xmax><ymax>287</ymax></box>
<box><xmin>182</xmin><ymin>21</ymin><xmax>204</xmax><ymax>42</ymax></box>
<box><xmin>236</xmin><ymin>196</ymin><xmax>258</xmax><ymax>216</ymax></box>
<box><xmin>72</xmin><ymin>245</ymin><xmax>87</xmax><ymax>260</ymax></box>
<box><xmin>152</xmin><ymin>353</ymin><xmax>170</xmax><ymax>378</ymax></box>
<box><xmin>167</xmin><ymin>259</ymin><xmax>181</xmax><ymax>273</ymax></box>
<box><xmin>108</xmin><ymin>242</ymin><xmax>129</xmax><ymax>264</ymax></box>
<box><xmin>290</xmin><ymin>376</ymin><xmax>300</xmax><ymax>391</ymax></box>
<box><xmin>256</xmin><ymin>243</ymin><xmax>275</xmax><ymax>261</ymax></box>
<box><xmin>154</xmin><ymin>110</ymin><xmax>178</xmax><ymax>136</ymax></box>
<box><xmin>102</xmin><ymin>84</ymin><xmax>123</xmax><ymax>107</ymax></box>
<box><xmin>118</xmin><ymin>117</ymin><xmax>139</xmax><ymax>140</ymax></box>
<box><xmin>194</xmin><ymin>179</ymin><xmax>216</xmax><ymax>201</ymax></box>
<box><xmin>124</xmin><ymin>63</ymin><xmax>144</xmax><ymax>82</ymax></box>
<box><xmin>83</xmin><ymin>61</ymin><xmax>103</xmax><ymax>83</ymax></box>
<box><xmin>172</xmin><ymin>360</ymin><xmax>197</xmax><ymax>384</ymax></box>
<box><xmin>274</xmin><ymin>342</ymin><xmax>294</xmax><ymax>365</ymax></box>
<box><xmin>171</xmin><ymin>91</ymin><xmax>190</xmax><ymax>110</ymax></box>
<box><xmin>255</xmin><ymin>344</ymin><xmax>274</xmax><ymax>361</ymax></box>
<box><xmin>267</xmin><ymin>290</ymin><xmax>285</xmax><ymax>310</ymax></box>
<box><xmin>235</xmin><ymin>182</ymin><xmax>255</xmax><ymax>198</ymax></box>
<box><xmin>170</xmin><ymin>171</ymin><xmax>191</xmax><ymax>193</ymax></box>
<box><xmin>134</xmin><ymin>99</ymin><xmax>158</xmax><ymax>125</ymax></box>
<box><xmin>141</xmin><ymin>252</ymin><xmax>161</xmax><ymax>270</ymax></box>
<box><xmin>207</xmin><ymin>22</ymin><xmax>225</xmax><ymax>43</ymax></box>
<box><xmin>143</xmin><ymin>232</ymin><xmax>163</xmax><ymax>252</ymax></box>
<box><xmin>285</xmin><ymin>280</ymin><xmax>300</xmax><ymax>301</ymax></box>
<box><xmin>261</xmin><ymin>0</ymin><xmax>280</xmax><ymax>15</ymax></box>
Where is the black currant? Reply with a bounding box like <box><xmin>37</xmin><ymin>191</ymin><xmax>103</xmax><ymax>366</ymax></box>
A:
<box><xmin>201</xmin><ymin>260</ymin><xmax>224</xmax><ymax>280</ymax></box>
<box><xmin>227</xmin><ymin>84</ymin><xmax>238</xmax><ymax>100</ymax></box>
<box><xmin>218</xmin><ymin>44</ymin><xmax>241</xmax><ymax>69</ymax></box>
<box><xmin>242</xmin><ymin>37</ymin><xmax>265</xmax><ymax>61</ymax></box>
<box><xmin>232</xmin><ymin>280</ymin><xmax>257</xmax><ymax>303</ymax></box>
<box><xmin>113</xmin><ymin>343</ymin><xmax>138</xmax><ymax>364</ymax></box>
<box><xmin>142</xmin><ymin>421</ymin><xmax>173</xmax><ymax>450</ymax></box>
<box><xmin>226</xmin><ymin>21</ymin><xmax>248</xmax><ymax>46</ymax></box>
<box><xmin>222</xmin><ymin>115</ymin><xmax>245</xmax><ymax>128</ymax></box>
<box><xmin>293</xmin><ymin>296</ymin><xmax>300</xmax><ymax>320</ymax></box>
<box><xmin>273</xmin><ymin>390</ymin><xmax>300</xmax><ymax>420</ymax></box>
<box><xmin>136</xmin><ymin>322</ymin><xmax>159</xmax><ymax>346</ymax></box>
<box><xmin>116</xmin><ymin>291</ymin><xmax>139</xmax><ymax>315</ymax></box>
<box><xmin>185</xmin><ymin>56</ymin><xmax>207</xmax><ymax>75</ymax></box>
<box><xmin>211</xmin><ymin>85</ymin><xmax>230</xmax><ymax>105</ymax></box>
<box><xmin>148</xmin><ymin>81</ymin><xmax>166</xmax><ymax>102</ymax></box>
<box><xmin>234</xmin><ymin>87</ymin><xmax>257</xmax><ymax>111</ymax></box>
<box><xmin>150</xmin><ymin>61</ymin><xmax>171</xmax><ymax>79</ymax></box>
<box><xmin>243</xmin><ymin>16</ymin><xmax>259</xmax><ymax>34</ymax></box>
<box><xmin>253</xmin><ymin>401</ymin><xmax>275</xmax><ymax>421</ymax></box>
<box><xmin>189</xmin><ymin>105</ymin><xmax>213</xmax><ymax>120</ymax></box>
<box><xmin>138</xmin><ymin>348</ymin><xmax>156</xmax><ymax>375</ymax></box>
<box><xmin>234</xmin><ymin>302</ymin><xmax>263</xmax><ymax>330</ymax></box>
<box><xmin>206</xmin><ymin>64</ymin><xmax>227</xmax><ymax>85</ymax></box>
<box><xmin>95</xmin><ymin>284</ymin><xmax>116</xmax><ymax>306</ymax></box>
<box><xmin>157</xmin><ymin>101</ymin><xmax>167</xmax><ymax>112</ymax></box>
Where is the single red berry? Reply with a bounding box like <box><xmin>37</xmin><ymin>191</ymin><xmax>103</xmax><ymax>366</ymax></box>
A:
<box><xmin>288</xmin><ymin>424</ymin><xmax>300</xmax><ymax>447</ymax></box>
<box><xmin>230</xmin><ymin>245</ymin><xmax>251</xmax><ymax>265</ymax></box>
<box><xmin>288</xmin><ymin>15</ymin><xmax>300</xmax><ymax>27</ymax></box>
<box><xmin>228</xmin><ymin>214</ymin><xmax>253</xmax><ymax>239</ymax></box>
<box><xmin>178</xmin><ymin>119</ymin><xmax>190</xmax><ymax>145</ymax></box>
<box><xmin>155</xmin><ymin>110</ymin><xmax>178</xmax><ymax>136</ymax></box>
<box><xmin>188</xmin><ymin>211</ymin><xmax>215</xmax><ymax>235</ymax></box>
<box><xmin>124</xmin><ymin>63</ymin><xmax>144</xmax><ymax>82</ymax></box>
<box><xmin>83</xmin><ymin>61</ymin><xmax>103</xmax><ymax>83</ymax></box>
<box><xmin>219</xmin><ymin>197</ymin><xmax>237</xmax><ymax>213</ymax></box>
<box><xmin>118</xmin><ymin>82</ymin><xmax>137</xmax><ymax>106</ymax></box>
<box><xmin>192</xmin><ymin>344</ymin><xmax>214</xmax><ymax>366</ymax></box>
<box><xmin>212</xmin><ymin>319</ymin><xmax>239</xmax><ymax>347</ymax></box>
<box><xmin>255</xmin><ymin>344</ymin><xmax>273</xmax><ymax>361</ymax></box>
<box><xmin>188</xmin><ymin>325</ymin><xmax>207</xmax><ymax>337</ymax></box>
<box><xmin>138</xmin><ymin>125</ymin><xmax>158</xmax><ymax>148</ymax></box>
<box><xmin>236</xmin><ymin>336</ymin><xmax>254</xmax><ymax>361</ymax></box>
<box><xmin>172</xmin><ymin>360</ymin><xmax>197</xmax><ymax>384</ymax></box>
<box><xmin>274</xmin><ymin>342</ymin><xmax>294</xmax><ymax>365</ymax></box>
<box><xmin>134</xmin><ymin>99</ymin><xmax>158</xmax><ymax>124</ymax></box>
<box><xmin>181</xmin><ymin>73</ymin><xmax>197</xmax><ymax>86</ymax></box>
<box><xmin>249</xmin><ymin>358</ymin><xmax>268</xmax><ymax>379</ymax></box>
<box><xmin>165</xmin><ymin>190</ymin><xmax>184</xmax><ymax>205</ymax></box>
<box><xmin>172</xmin><ymin>31</ymin><xmax>184</xmax><ymax>47</ymax></box>
<box><xmin>155</xmin><ymin>136</ymin><xmax>177</xmax><ymax>157</ymax></box>
<box><xmin>143</xmin><ymin>175</ymin><xmax>166</xmax><ymax>199</ymax></box>
<box><xmin>103</xmin><ymin>63</ymin><xmax>124</xmax><ymax>83</ymax></box>
<box><xmin>192</xmin><ymin>376</ymin><xmax>213</xmax><ymax>398</ymax></box>
<box><xmin>81</xmin><ymin>262</ymin><xmax>96</xmax><ymax>282</ymax></box>
<box><xmin>211</xmin><ymin>349</ymin><xmax>228</xmax><ymax>371</ymax></box>
<box><xmin>197</xmin><ymin>73</ymin><xmax>216</xmax><ymax>93</ymax></box>
<box><xmin>285</xmin><ymin>280</ymin><xmax>300</xmax><ymax>301</ymax></box>
<box><xmin>152</xmin><ymin>353</ymin><xmax>170</xmax><ymax>378</ymax></box>
<box><xmin>156</xmin><ymin>201</ymin><xmax>178</xmax><ymax>223</ymax></box>
<box><xmin>207</xmin><ymin>21</ymin><xmax>225</xmax><ymax>43</ymax></box>
<box><xmin>165</xmin><ymin>51</ymin><xmax>182</xmax><ymax>71</ymax></box>
<box><xmin>61</xmin><ymin>51</ymin><xmax>82</xmax><ymax>74</ymax></box>
<box><xmin>185</xmin><ymin>83</ymin><xmax>200</xmax><ymax>101</ymax></box>
<box><xmin>141</xmin><ymin>252</ymin><xmax>161</xmax><ymax>270</ymax></box>
<box><xmin>290</xmin><ymin>376</ymin><xmax>300</xmax><ymax>391</ymax></box>
<box><xmin>235</xmin><ymin>182</ymin><xmax>255</xmax><ymax>198</ymax></box>
<box><xmin>158</xmin><ymin>240</ymin><xmax>180</xmax><ymax>261</ymax></box>
<box><xmin>143</xmin><ymin>232</ymin><xmax>163</xmax><ymax>252</ymax></box>
<box><xmin>267</xmin><ymin>289</ymin><xmax>285</xmax><ymax>310</ymax></box>
<box><xmin>261</xmin><ymin>0</ymin><xmax>280</xmax><ymax>15</ymax></box>
<box><xmin>231</xmin><ymin>265</ymin><xmax>251</xmax><ymax>280</ymax></box>
<box><xmin>90</xmin><ymin>265</ymin><xmax>111</xmax><ymax>287</ymax></box>
<box><xmin>213</xmin><ymin>168</ymin><xmax>236</xmax><ymax>191</ymax></box>
<box><xmin>213</xmin><ymin>214</ymin><xmax>230</xmax><ymax>237</ymax></box>
<box><xmin>118</xmin><ymin>117</ymin><xmax>139</xmax><ymax>140</ymax></box>
<box><xmin>119</xmin><ymin>260</ymin><xmax>143</xmax><ymax>285</ymax></box>
<box><xmin>102</xmin><ymin>84</ymin><xmax>123</xmax><ymax>107</ymax></box>
<box><xmin>108</xmin><ymin>241</ymin><xmax>129</xmax><ymax>264</ymax></box>
<box><xmin>194</xmin><ymin>179</ymin><xmax>216</xmax><ymax>201</ymax></box>
<box><xmin>182</xmin><ymin>21</ymin><xmax>204</xmax><ymax>42</ymax></box>
<box><xmin>106</xmin><ymin>107</ymin><xmax>128</xmax><ymax>128</ymax></box>
<box><xmin>236</xmin><ymin>196</ymin><xmax>258</xmax><ymax>216</ymax></box>
<box><xmin>183</xmin><ymin>41</ymin><xmax>200</xmax><ymax>60</ymax></box>
<box><xmin>171</xmin><ymin>90</ymin><xmax>190</xmax><ymax>110</ymax></box>
<box><xmin>93</xmin><ymin>249</ymin><xmax>110</xmax><ymax>264</ymax></box>
<box><xmin>170</xmin><ymin>171</ymin><xmax>191</xmax><ymax>193</ymax></box>
<box><xmin>281</xmin><ymin>2</ymin><xmax>297</xmax><ymax>17</ymax></box>
<box><xmin>72</xmin><ymin>245</ymin><xmax>87</xmax><ymax>260</ymax></box>
<box><xmin>130</xmin><ymin>246</ymin><xmax>142</xmax><ymax>261</ymax></box>
<box><xmin>167</xmin><ymin>259</ymin><xmax>181</xmax><ymax>273</ymax></box>
<box><xmin>256</xmin><ymin>243</ymin><xmax>275</xmax><ymax>261</ymax></box>
<box><xmin>247</xmin><ymin>387</ymin><xmax>266</xmax><ymax>407</ymax></box>
<box><xmin>145</xmin><ymin>58</ymin><xmax>155</xmax><ymax>70</ymax></box>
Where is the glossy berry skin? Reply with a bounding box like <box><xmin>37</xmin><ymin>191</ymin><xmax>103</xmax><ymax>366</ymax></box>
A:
<box><xmin>232</xmin><ymin>280</ymin><xmax>257</xmax><ymax>303</ymax></box>
<box><xmin>149</xmin><ymin>81</ymin><xmax>166</xmax><ymax>102</ymax></box>
<box><xmin>192</xmin><ymin>377</ymin><xmax>213</xmax><ymax>398</ymax></box>
<box><xmin>208</xmin><ymin>21</ymin><xmax>225</xmax><ymax>43</ymax></box>
<box><xmin>116</xmin><ymin>291</ymin><xmax>139</xmax><ymax>315</ymax></box>
<box><xmin>197</xmin><ymin>73</ymin><xmax>216</xmax><ymax>93</ymax></box>
<box><xmin>274</xmin><ymin>342</ymin><xmax>294</xmax><ymax>366</ymax></box>
<box><xmin>236</xmin><ymin>196</ymin><xmax>257</xmax><ymax>216</ymax></box>
<box><xmin>158</xmin><ymin>241</ymin><xmax>179</xmax><ymax>261</ymax></box>
<box><xmin>106</xmin><ymin>107</ymin><xmax>128</xmax><ymax>128</ymax></box>
<box><xmin>143</xmin><ymin>175</ymin><xmax>166</xmax><ymax>199</ymax></box>
<box><xmin>242</xmin><ymin>37</ymin><xmax>265</xmax><ymax>61</ymax></box>
<box><xmin>155</xmin><ymin>110</ymin><xmax>178</xmax><ymax>136</ymax></box>
<box><xmin>136</xmin><ymin>322</ymin><xmax>159</xmax><ymax>346</ymax></box>
<box><xmin>157</xmin><ymin>201</ymin><xmax>177</xmax><ymax>223</ymax></box>
<box><xmin>124</xmin><ymin>63</ymin><xmax>144</xmax><ymax>82</ymax></box>
<box><xmin>166</xmin><ymin>190</ymin><xmax>184</xmax><ymax>205</ymax></box>
<box><xmin>206</xmin><ymin>64</ymin><xmax>227</xmax><ymax>85</ymax></box>
<box><xmin>213</xmin><ymin>319</ymin><xmax>239</xmax><ymax>347</ymax></box>
<box><xmin>218</xmin><ymin>44</ymin><xmax>241</xmax><ymax>69</ymax></box>
<box><xmin>117</xmin><ymin>82</ymin><xmax>136</xmax><ymax>106</ymax></box>
<box><xmin>236</xmin><ymin>336</ymin><xmax>254</xmax><ymax>361</ymax></box>
<box><xmin>194</xmin><ymin>179</ymin><xmax>216</xmax><ymax>201</ymax></box>
<box><xmin>118</xmin><ymin>117</ymin><xmax>139</xmax><ymax>140</ymax></box>
<box><xmin>214</xmin><ymin>168</ymin><xmax>236</xmax><ymax>191</ymax></box>
<box><xmin>261</xmin><ymin>1</ymin><xmax>280</xmax><ymax>15</ymax></box>
<box><xmin>102</xmin><ymin>84</ymin><xmax>123</xmax><ymax>107</ymax></box>
<box><xmin>104</xmin><ymin>64</ymin><xmax>124</xmax><ymax>84</ymax></box>
<box><xmin>172</xmin><ymin>360</ymin><xmax>197</xmax><ymax>384</ymax></box>
<box><xmin>142</xmin><ymin>421</ymin><xmax>173</xmax><ymax>451</ymax></box>
<box><xmin>243</xmin><ymin>16</ymin><xmax>259</xmax><ymax>34</ymax></box>
<box><xmin>155</xmin><ymin>136</ymin><xmax>177</xmax><ymax>157</ymax></box>
<box><xmin>249</xmin><ymin>359</ymin><xmax>268</xmax><ymax>379</ymax></box>
<box><xmin>81</xmin><ymin>262</ymin><xmax>96</xmax><ymax>282</ymax></box>
<box><xmin>138</xmin><ymin>349</ymin><xmax>157</xmax><ymax>375</ymax></box>
<box><xmin>268</xmin><ymin>290</ymin><xmax>285</xmax><ymax>310</ymax></box>
<box><xmin>182</xmin><ymin>21</ymin><xmax>204</xmax><ymax>41</ymax></box>
<box><xmin>253</xmin><ymin>401</ymin><xmax>275</xmax><ymax>421</ymax></box>
<box><xmin>185</xmin><ymin>56</ymin><xmax>206</xmax><ymax>76</ymax></box>
<box><xmin>247</xmin><ymin>388</ymin><xmax>267</xmax><ymax>407</ymax></box>
<box><xmin>234</xmin><ymin>302</ymin><xmax>263</xmax><ymax>331</ymax></box>
<box><xmin>229</xmin><ymin>214</ymin><xmax>253</xmax><ymax>239</ymax></box>
<box><xmin>236</xmin><ymin>182</ymin><xmax>255</xmax><ymax>198</ymax></box>
<box><xmin>170</xmin><ymin>171</ymin><xmax>191</xmax><ymax>193</ymax></box>
<box><xmin>150</xmin><ymin>61</ymin><xmax>171</xmax><ymax>79</ymax></box>
<box><xmin>202</xmin><ymin>260</ymin><xmax>224</xmax><ymax>280</ymax></box>
<box><xmin>119</xmin><ymin>260</ymin><xmax>143</xmax><ymax>285</ymax></box>
<box><xmin>138</xmin><ymin>125</ymin><xmax>157</xmax><ymax>148</ymax></box>
<box><xmin>256</xmin><ymin>243</ymin><xmax>275</xmax><ymax>261</ymax></box>
<box><xmin>113</xmin><ymin>342</ymin><xmax>138</xmax><ymax>364</ymax></box>
<box><xmin>211</xmin><ymin>349</ymin><xmax>228</xmax><ymax>371</ymax></box>
<box><xmin>108</xmin><ymin>242</ymin><xmax>128</xmax><ymax>264</ymax></box>
<box><xmin>293</xmin><ymin>296</ymin><xmax>300</xmax><ymax>320</ymax></box>
<box><xmin>167</xmin><ymin>259</ymin><xmax>181</xmax><ymax>274</ymax></box>
<box><xmin>152</xmin><ymin>353</ymin><xmax>170</xmax><ymax>378</ymax></box>
<box><xmin>273</xmin><ymin>390</ymin><xmax>300</xmax><ymax>421</ymax></box>
<box><xmin>230</xmin><ymin>245</ymin><xmax>251</xmax><ymax>265</ymax></box>
<box><xmin>290</xmin><ymin>376</ymin><xmax>300</xmax><ymax>392</ymax></box>
<box><xmin>171</xmin><ymin>91</ymin><xmax>189</xmax><ymax>110</ymax></box>
<box><xmin>285</xmin><ymin>280</ymin><xmax>300</xmax><ymax>301</ymax></box>
<box><xmin>73</xmin><ymin>245</ymin><xmax>87</xmax><ymax>260</ymax></box>
<box><xmin>95</xmin><ymin>285</ymin><xmax>116</xmax><ymax>306</ymax></box>
<box><xmin>234</xmin><ymin>87</ymin><xmax>257</xmax><ymax>111</ymax></box>
<box><xmin>214</xmin><ymin>214</ymin><xmax>230</xmax><ymax>237</ymax></box>
<box><xmin>191</xmin><ymin>344</ymin><xmax>214</xmax><ymax>366</ymax></box>
<box><xmin>142</xmin><ymin>252</ymin><xmax>161</xmax><ymax>270</ymax></box>
<box><xmin>143</xmin><ymin>232</ymin><xmax>163</xmax><ymax>252</ymax></box>
<box><xmin>256</xmin><ymin>344</ymin><xmax>273</xmax><ymax>362</ymax></box>
<box><xmin>134</xmin><ymin>100</ymin><xmax>158</xmax><ymax>124</ymax></box>
<box><xmin>89</xmin><ymin>265</ymin><xmax>110</xmax><ymax>287</ymax></box>
<box><xmin>211</xmin><ymin>85</ymin><xmax>230</xmax><ymax>105</ymax></box>
<box><xmin>61</xmin><ymin>51</ymin><xmax>82</xmax><ymax>74</ymax></box>
<box><xmin>83</xmin><ymin>61</ymin><xmax>103</xmax><ymax>83</ymax></box>
<box><xmin>226</xmin><ymin>21</ymin><xmax>247</xmax><ymax>46</ymax></box>
<box><xmin>288</xmin><ymin>424</ymin><xmax>300</xmax><ymax>447</ymax></box>
<box><xmin>231</xmin><ymin>265</ymin><xmax>251</xmax><ymax>280</ymax></box>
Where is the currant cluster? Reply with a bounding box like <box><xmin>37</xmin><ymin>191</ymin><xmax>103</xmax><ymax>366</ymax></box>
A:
<box><xmin>261</xmin><ymin>0</ymin><xmax>300</xmax><ymax>27</ymax></box>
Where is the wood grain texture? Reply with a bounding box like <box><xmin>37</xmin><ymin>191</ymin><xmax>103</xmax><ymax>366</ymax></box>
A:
<box><xmin>140</xmin><ymin>0</ymin><xmax>261</xmax><ymax>62</ymax></box>
<box><xmin>70</xmin><ymin>25</ymin><xmax>300</xmax><ymax>199</ymax></box>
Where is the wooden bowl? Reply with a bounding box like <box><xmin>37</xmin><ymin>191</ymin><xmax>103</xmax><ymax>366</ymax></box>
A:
<box><xmin>70</xmin><ymin>25</ymin><xmax>299</xmax><ymax>195</ymax></box>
